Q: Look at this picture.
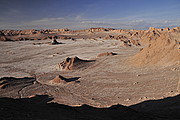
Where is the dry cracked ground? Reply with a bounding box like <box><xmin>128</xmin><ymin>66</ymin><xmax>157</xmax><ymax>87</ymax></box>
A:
<box><xmin>0</xmin><ymin>28</ymin><xmax>180</xmax><ymax>120</ymax></box>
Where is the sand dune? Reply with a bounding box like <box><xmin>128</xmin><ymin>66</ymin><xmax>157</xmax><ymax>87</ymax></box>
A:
<box><xmin>130</xmin><ymin>32</ymin><xmax>180</xmax><ymax>66</ymax></box>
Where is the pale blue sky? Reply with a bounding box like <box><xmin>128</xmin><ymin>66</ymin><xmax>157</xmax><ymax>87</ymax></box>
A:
<box><xmin>0</xmin><ymin>0</ymin><xmax>179</xmax><ymax>30</ymax></box>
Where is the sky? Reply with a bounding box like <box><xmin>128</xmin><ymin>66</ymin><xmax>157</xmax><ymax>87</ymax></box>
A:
<box><xmin>0</xmin><ymin>0</ymin><xmax>180</xmax><ymax>30</ymax></box>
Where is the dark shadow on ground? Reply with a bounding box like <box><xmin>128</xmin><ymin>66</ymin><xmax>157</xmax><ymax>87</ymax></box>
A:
<box><xmin>1</xmin><ymin>95</ymin><xmax>180</xmax><ymax>120</ymax></box>
<box><xmin>63</xmin><ymin>76</ymin><xmax>81</xmax><ymax>82</ymax></box>
<box><xmin>22</xmin><ymin>95</ymin><xmax>54</xmax><ymax>104</ymax></box>
<box><xmin>130</xmin><ymin>94</ymin><xmax>180</xmax><ymax>119</ymax></box>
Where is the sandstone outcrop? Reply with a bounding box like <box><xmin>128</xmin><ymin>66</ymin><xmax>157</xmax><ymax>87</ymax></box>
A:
<box><xmin>58</xmin><ymin>56</ymin><xmax>95</xmax><ymax>71</ymax></box>
<box><xmin>0</xmin><ymin>36</ymin><xmax>12</xmax><ymax>41</ymax></box>
<box><xmin>51</xmin><ymin>36</ymin><xmax>62</xmax><ymax>45</ymax></box>
<box><xmin>50</xmin><ymin>75</ymin><xmax>67</xmax><ymax>84</ymax></box>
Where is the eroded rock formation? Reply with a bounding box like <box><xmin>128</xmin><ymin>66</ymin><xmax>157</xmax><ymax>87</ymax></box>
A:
<box><xmin>58</xmin><ymin>56</ymin><xmax>95</xmax><ymax>71</ymax></box>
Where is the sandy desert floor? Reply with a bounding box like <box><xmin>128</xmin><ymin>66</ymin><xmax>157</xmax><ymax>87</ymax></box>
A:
<box><xmin>0</xmin><ymin>38</ymin><xmax>179</xmax><ymax>106</ymax></box>
<box><xmin>0</xmin><ymin>29</ymin><xmax>180</xmax><ymax>119</ymax></box>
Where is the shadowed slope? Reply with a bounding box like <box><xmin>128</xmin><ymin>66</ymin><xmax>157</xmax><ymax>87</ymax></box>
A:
<box><xmin>0</xmin><ymin>95</ymin><xmax>163</xmax><ymax>120</ymax></box>
<box><xmin>130</xmin><ymin>94</ymin><xmax>180</xmax><ymax>119</ymax></box>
